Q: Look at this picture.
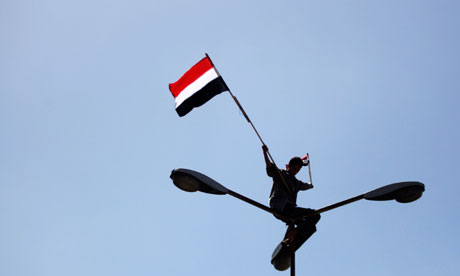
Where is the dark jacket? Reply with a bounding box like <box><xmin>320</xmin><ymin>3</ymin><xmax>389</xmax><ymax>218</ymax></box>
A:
<box><xmin>267</xmin><ymin>164</ymin><xmax>312</xmax><ymax>212</ymax></box>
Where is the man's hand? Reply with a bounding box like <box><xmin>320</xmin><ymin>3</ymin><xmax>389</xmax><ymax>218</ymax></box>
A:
<box><xmin>308</xmin><ymin>182</ymin><xmax>314</xmax><ymax>189</ymax></box>
<box><xmin>262</xmin><ymin>145</ymin><xmax>272</xmax><ymax>167</ymax></box>
<box><xmin>262</xmin><ymin>145</ymin><xmax>269</xmax><ymax>152</ymax></box>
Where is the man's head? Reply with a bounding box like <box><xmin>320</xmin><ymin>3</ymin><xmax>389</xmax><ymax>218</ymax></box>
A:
<box><xmin>288</xmin><ymin>157</ymin><xmax>303</xmax><ymax>176</ymax></box>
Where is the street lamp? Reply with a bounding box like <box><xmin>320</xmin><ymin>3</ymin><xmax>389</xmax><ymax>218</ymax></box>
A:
<box><xmin>314</xmin><ymin>181</ymin><xmax>425</xmax><ymax>214</ymax></box>
<box><xmin>170</xmin><ymin>168</ymin><xmax>425</xmax><ymax>275</ymax></box>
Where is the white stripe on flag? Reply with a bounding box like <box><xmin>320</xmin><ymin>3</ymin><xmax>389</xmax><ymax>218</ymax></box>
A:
<box><xmin>174</xmin><ymin>68</ymin><xmax>219</xmax><ymax>108</ymax></box>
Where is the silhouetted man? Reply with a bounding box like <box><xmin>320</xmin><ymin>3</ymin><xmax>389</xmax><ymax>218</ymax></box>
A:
<box><xmin>262</xmin><ymin>145</ymin><xmax>320</xmax><ymax>249</ymax></box>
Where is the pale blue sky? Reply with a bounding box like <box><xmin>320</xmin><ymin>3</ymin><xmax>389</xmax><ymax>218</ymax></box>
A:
<box><xmin>1</xmin><ymin>1</ymin><xmax>459</xmax><ymax>275</ymax></box>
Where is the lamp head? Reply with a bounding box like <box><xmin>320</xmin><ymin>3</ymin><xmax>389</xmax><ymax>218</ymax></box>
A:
<box><xmin>170</xmin><ymin>170</ymin><xmax>200</xmax><ymax>192</ymax></box>
<box><xmin>170</xmin><ymin>168</ymin><xmax>229</xmax><ymax>195</ymax></box>
<box><xmin>364</xmin><ymin>181</ymin><xmax>425</xmax><ymax>203</ymax></box>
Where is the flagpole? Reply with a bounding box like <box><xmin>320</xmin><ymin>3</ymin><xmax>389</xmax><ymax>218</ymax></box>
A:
<box><xmin>205</xmin><ymin>53</ymin><xmax>292</xmax><ymax>194</ymax></box>
<box><xmin>307</xmin><ymin>154</ymin><xmax>312</xmax><ymax>185</ymax></box>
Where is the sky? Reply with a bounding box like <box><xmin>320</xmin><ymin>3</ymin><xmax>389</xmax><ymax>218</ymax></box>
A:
<box><xmin>1</xmin><ymin>0</ymin><xmax>459</xmax><ymax>275</ymax></box>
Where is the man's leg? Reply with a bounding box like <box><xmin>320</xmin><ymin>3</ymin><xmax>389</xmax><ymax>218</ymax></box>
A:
<box><xmin>283</xmin><ymin>205</ymin><xmax>320</xmax><ymax>223</ymax></box>
<box><xmin>283</xmin><ymin>205</ymin><xmax>321</xmax><ymax>251</ymax></box>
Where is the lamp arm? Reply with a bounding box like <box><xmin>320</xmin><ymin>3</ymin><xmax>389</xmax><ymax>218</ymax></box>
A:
<box><xmin>313</xmin><ymin>194</ymin><xmax>365</xmax><ymax>215</ymax></box>
<box><xmin>227</xmin><ymin>189</ymin><xmax>294</xmax><ymax>223</ymax></box>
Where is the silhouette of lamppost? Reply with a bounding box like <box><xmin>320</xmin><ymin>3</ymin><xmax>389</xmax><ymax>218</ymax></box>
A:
<box><xmin>170</xmin><ymin>168</ymin><xmax>424</xmax><ymax>276</ymax></box>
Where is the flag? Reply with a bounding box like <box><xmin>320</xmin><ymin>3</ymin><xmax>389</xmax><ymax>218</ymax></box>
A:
<box><xmin>301</xmin><ymin>153</ymin><xmax>310</xmax><ymax>166</ymax></box>
<box><xmin>169</xmin><ymin>56</ymin><xmax>229</xmax><ymax>117</ymax></box>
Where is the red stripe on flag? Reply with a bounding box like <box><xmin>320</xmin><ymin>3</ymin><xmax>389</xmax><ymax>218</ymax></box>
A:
<box><xmin>169</xmin><ymin>57</ymin><xmax>214</xmax><ymax>98</ymax></box>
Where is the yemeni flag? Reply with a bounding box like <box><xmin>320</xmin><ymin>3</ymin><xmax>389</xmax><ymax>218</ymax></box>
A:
<box><xmin>169</xmin><ymin>55</ymin><xmax>229</xmax><ymax>117</ymax></box>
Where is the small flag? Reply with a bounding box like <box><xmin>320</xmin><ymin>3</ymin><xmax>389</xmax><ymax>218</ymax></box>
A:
<box><xmin>301</xmin><ymin>153</ymin><xmax>310</xmax><ymax>166</ymax></box>
<box><xmin>169</xmin><ymin>56</ymin><xmax>229</xmax><ymax>117</ymax></box>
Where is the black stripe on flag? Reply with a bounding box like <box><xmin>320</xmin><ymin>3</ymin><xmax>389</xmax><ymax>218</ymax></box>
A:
<box><xmin>176</xmin><ymin>76</ymin><xmax>229</xmax><ymax>117</ymax></box>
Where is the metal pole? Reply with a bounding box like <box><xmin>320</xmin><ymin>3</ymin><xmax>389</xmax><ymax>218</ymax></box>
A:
<box><xmin>227</xmin><ymin>189</ymin><xmax>294</xmax><ymax>223</ymax></box>
<box><xmin>205</xmin><ymin>53</ymin><xmax>293</xmax><ymax>194</ymax></box>
<box><xmin>292</xmin><ymin>194</ymin><xmax>364</xmax><ymax>221</ymax></box>
<box><xmin>314</xmin><ymin>194</ymin><xmax>365</xmax><ymax>215</ymax></box>
<box><xmin>290</xmin><ymin>244</ymin><xmax>295</xmax><ymax>276</ymax></box>
<box><xmin>204</xmin><ymin>53</ymin><xmax>269</xmax><ymax>148</ymax></box>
